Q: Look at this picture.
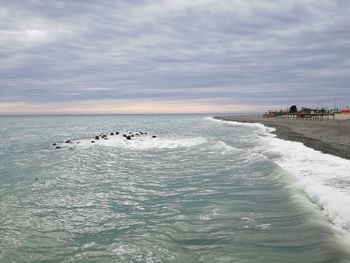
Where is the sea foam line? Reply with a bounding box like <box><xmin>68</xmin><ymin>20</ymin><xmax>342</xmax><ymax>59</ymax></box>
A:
<box><xmin>258</xmin><ymin>135</ymin><xmax>350</xmax><ymax>235</ymax></box>
<box><xmin>209</xmin><ymin>116</ymin><xmax>350</xmax><ymax>238</ymax></box>
<box><xmin>205</xmin><ymin>117</ymin><xmax>276</xmax><ymax>134</ymax></box>
<box><xmin>55</xmin><ymin>135</ymin><xmax>207</xmax><ymax>151</ymax></box>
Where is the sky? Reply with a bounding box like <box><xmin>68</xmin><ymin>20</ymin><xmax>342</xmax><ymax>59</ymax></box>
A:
<box><xmin>0</xmin><ymin>0</ymin><xmax>349</xmax><ymax>114</ymax></box>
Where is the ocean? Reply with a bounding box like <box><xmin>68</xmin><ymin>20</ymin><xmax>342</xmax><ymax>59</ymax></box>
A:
<box><xmin>0</xmin><ymin>115</ymin><xmax>350</xmax><ymax>262</ymax></box>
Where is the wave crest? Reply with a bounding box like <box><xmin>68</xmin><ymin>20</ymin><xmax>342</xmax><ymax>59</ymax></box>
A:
<box><xmin>55</xmin><ymin>135</ymin><xmax>207</xmax><ymax>151</ymax></box>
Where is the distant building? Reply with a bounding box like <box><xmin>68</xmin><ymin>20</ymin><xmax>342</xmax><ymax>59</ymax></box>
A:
<box><xmin>289</xmin><ymin>105</ymin><xmax>297</xmax><ymax>113</ymax></box>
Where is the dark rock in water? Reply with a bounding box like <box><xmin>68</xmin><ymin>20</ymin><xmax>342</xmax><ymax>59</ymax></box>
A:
<box><xmin>126</xmin><ymin>136</ymin><xmax>131</xmax><ymax>140</ymax></box>
<box><xmin>129</xmin><ymin>132</ymin><xmax>132</xmax><ymax>134</ymax></box>
<box><xmin>123</xmin><ymin>134</ymin><xmax>127</xmax><ymax>137</ymax></box>
<box><xmin>56</xmin><ymin>146</ymin><xmax>61</xmax><ymax>149</ymax></box>
<box><xmin>152</xmin><ymin>135</ymin><xmax>156</xmax><ymax>138</ymax></box>
<box><xmin>105</xmin><ymin>138</ymin><xmax>108</xmax><ymax>140</ymax></box>
<box><xmin>95</xmin><ymin>136</ymin><xmax>100</xmax><ymax>140</ymax></box>
<box><xmin>66</xmin><ymin>140</ymin><xmax>72</xmax><ymax>143</ymax></box>
<box><xmin>140</xmin><ymin>132</ymin><xmax>143</xmax><ymax>135</ymax></box>
<box><xmin>110</xmin><ymin>133</ymin><xmax>114</xmax><ymax>135</ymax></box>
<box><xmin>101</xmin><ymin>135</ymin><xmax>107</xmax><ymax>138</ymax></box>
<box><xmin>145</xmin><ymin>132</ymin><xmax>148</xmax><ymax>134</ymax></box>
<box><xmin>116</xmin><ymin>132</ymin><xmax>120</xmax><ymax>135</ymax></box>
<box><xmin>77</xmin><ymin>142</ymin><xmax>81</xmax><ymax>144</ymax></box>
<box><xmin>135</xmin><ymin>133</ymin><xmax>139</xmax><ymax>136</ymax></box>
<box><xmin>131</xmin><ymin>135</ymin><xmax>134</xmax><ymax>137</ymax></box>
<box><xmin>91</xmin><ymin>140</ymin><xmax>95</xmax><ymax>143</ymax></box>
<box><xmin>35</xmin><ymin>177</ymin><xmax>38</xmax><ymax>181</ymax></box>
<box><xmin>52</xmin><ymin>143</ymin><xmax>57</xmax><ymax>146</ymax></box>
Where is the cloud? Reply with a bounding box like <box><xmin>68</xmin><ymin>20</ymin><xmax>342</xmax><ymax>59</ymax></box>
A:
<box><xmin>0</xmin><ymin>99</ymin><xmax>273</xmax><ymax>115</ymax></box>
<box><xmin>0</xmin><ymin>0</ymin><xmax>349</xmax><ymax>113</ymax></box>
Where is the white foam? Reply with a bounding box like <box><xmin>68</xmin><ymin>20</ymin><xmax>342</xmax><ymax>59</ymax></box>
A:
<box><xmin>209</xmin><ymin>141</ymin><xmax>240</xmax><ymax>155</ymax></box>
<box><xmin>256</xmin><ymin>129</ymin><xmax>350</xmax><ymax>236</ymax></box>
<box><xmin>209</xmin><ymin>117</ymin><xmax>350</xmax><ymax>237</ymax></box>
<box><xmin>55</xmin><ymin>134</ymin><xmax>207</xmax><ymax>151</ymax></box>
<box><xmin>200</xmin><ymin>207</ymin><xmax>221</xmax><ymax>221</ymax></box>
<box><xmin>205</xmin><ymin>117</ymin><xmax>275</xmax><ymax>134</ymax></box>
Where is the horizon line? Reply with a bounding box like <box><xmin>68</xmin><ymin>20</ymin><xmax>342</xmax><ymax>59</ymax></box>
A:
<box><xmin>0</xmin><ymin>112</ymin><xmax>260</xmax><ymax>117</ymax></box>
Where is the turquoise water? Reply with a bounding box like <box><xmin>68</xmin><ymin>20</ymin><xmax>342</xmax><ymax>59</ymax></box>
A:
<box><xmin>0</xmin><ymin>115</ymin><xmax>349</xmax><ymax>262</ymax></box>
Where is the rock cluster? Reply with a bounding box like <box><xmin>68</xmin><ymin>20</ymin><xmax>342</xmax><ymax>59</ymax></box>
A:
<box><xmin>53</xmin><ymin>130</ymin><xmax>158</xmax><ymax>149</ymax></box>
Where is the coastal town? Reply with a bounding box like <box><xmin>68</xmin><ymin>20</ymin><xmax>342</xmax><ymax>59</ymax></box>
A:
<box><xmin>215</xmin><ymin>105</ymin><xmax>350</xmax><ymax>159</ymax></box>
<box><xmin>263</xmin><ymin>105</ymin><xmax>350</xmax><ymax>120</ymax></box>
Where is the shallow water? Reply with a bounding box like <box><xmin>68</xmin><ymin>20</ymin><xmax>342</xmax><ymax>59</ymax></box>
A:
<box><xmin>0</xmin><ymin>115</ymin><xmax>349</xmax><ymax>262</ymax></box>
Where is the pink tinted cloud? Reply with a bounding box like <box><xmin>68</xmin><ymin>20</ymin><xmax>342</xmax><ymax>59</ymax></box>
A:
<box><xmin>0</xmin><ymin>100</ymin><xmax>271</xmax><ymax>115</ymax></box>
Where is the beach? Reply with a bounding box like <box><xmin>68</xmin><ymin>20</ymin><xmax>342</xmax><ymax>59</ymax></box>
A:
<box><xmin>214</xmin><ymin>115</ymin><xmax>350</xmax><ymax>160</ymax></box>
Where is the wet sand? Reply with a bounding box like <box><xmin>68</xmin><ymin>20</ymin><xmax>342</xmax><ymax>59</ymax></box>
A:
<box><xmin>214</xmin><ymin>115</ymin><xmax>350</xmax><ymax>160</ymax></box>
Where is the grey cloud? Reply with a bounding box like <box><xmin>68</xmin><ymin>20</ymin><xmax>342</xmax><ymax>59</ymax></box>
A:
<box><xmin>0</xmin><ymin>0</ymin><xmax>349</xmax><ymax>111</ymax></box>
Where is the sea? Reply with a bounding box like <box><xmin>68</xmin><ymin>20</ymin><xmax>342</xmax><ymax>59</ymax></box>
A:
<box><xmin>1</xmin><ymin>115</ymin><xmax>350</xmax><ymax>262</ymax></box>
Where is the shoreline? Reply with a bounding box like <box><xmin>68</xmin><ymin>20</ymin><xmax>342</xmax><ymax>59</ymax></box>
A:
<box><xmin>214</xmin><ymin>115</ymin><xmax>350</xmax><ymax>160</ymax></box>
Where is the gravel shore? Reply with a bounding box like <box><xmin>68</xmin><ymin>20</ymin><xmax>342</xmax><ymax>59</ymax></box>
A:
<box><xmin>214</xmin><ymin>115</ymin><xmax>350</xmax><ymax>160</ymax></box>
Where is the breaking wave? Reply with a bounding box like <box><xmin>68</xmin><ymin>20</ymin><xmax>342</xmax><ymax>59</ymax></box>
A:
<box><xmin>210</xmin><ymin>117</ymin><xmax>350</xmax><ymax>238</ymax></box>
<box><xmin>205</xmin><ymin>117</ymin><xmax>275</xmax><ymax>134</ymax></box>
<box><xmin>54</xmin><ymin>134</ymin><xmax>207</xmax><ymax>151</ymax></box>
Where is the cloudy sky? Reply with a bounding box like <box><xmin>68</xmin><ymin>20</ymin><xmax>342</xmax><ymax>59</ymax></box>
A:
<box><xmin>0</xmin><ymin>0</ymin><xmax>349</xmax><ymax>114</ymax></box>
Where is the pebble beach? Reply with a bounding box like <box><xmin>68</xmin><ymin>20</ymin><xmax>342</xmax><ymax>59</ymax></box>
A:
<box><xmin>214</xmin><ymin>115</ymin><xmax>350</xmax><ymax>159</ymax></box>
